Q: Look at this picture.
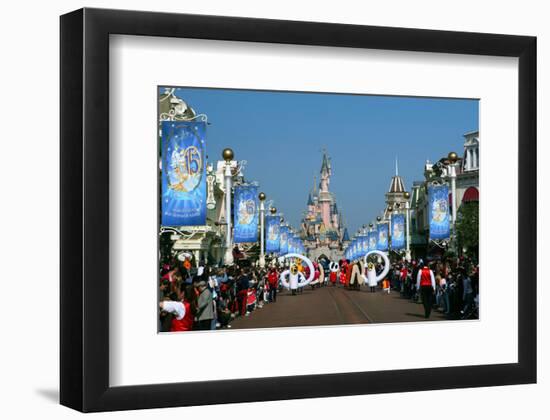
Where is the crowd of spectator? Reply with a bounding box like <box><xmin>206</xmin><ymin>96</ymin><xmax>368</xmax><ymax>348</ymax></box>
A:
<box><xmin>159</xmin><ymin>257</ymin><xmax>285</xmax><ymax>332</ymax></box>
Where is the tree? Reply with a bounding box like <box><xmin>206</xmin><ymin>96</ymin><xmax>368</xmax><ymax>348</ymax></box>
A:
<box><xmin>455</xmin><ymin>201</ymin><xmax>479</xmax><ymax>259</ymax></box>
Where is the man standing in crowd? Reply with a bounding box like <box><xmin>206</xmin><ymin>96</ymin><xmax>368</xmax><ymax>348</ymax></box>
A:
<box><xmin>195</xmin><ymin>280</ymin><xmax>214</xmax><ymax>330</ymax></box>
<box><xmin>416</xmin><ymin>262</ymin><xmax>436</xmax><ymax>318</ymax></box>
<box><xmin>267</xmin><ymin>267</ymin><xmax>279</xmax><ymax>302</ymax></box>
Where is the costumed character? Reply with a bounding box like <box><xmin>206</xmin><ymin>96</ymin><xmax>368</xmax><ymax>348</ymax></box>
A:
<box><xmin>279</xmin><ymin>253</ymin><xmax>315</xmax><ymax>296</ymax></box>
<box><xmin>339</xmin><ymin>260</ymin><xmax>349</xmax><ymax>286</ymax></box>
<box><xmin>362</xmin><ymin>250</ymin><xmax>391</xmax><ymax>293</ymax></box>
<box><xmin>317</xmin><ymin>262</ymin><xmax>326</xmax><ymax>287</ymax></box>
<box><xmin>329</xmin><ymin>261</ymin><xmax>339</xmax><ymax>286</ymax></box>
<box><xmin>348</xmin><ymin>260</ymin><xmax>366</xmax><ymax>290</ymax></box>
<box><xmin>310</xmin><ymin>262</ymin><xmax>320</xmax><ymax>289</ymax></box>
<box><xmin>344</xmin><ymin>261</ymin><xmax>353</xmax><ymax>288</ymax></box>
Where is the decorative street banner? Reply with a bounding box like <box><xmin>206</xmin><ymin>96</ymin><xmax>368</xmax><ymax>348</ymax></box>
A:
<box><xmin>391</xmin><ymin>213</ymin><xmax>406</xmax><ymax>250</ymax></box>
<box><xmin>233</xmin><ymin>185</ymin><xmax>259</xmax><ymax>243</ymax></box>
<box><xmin>280</xmin><ymin>226</ymin><xmax>289</xmax><ymax>254</ymax></box>
<box><xmin>360</xmin><ymin>234</ymin><xmax>368</xmax><ymax>256</ymax></box>
<box><xmin>377</xmin><ymin>223</ymin><xmax>389</xmax><ymax>251</ymax></box>
<box><xmin>295</xmin><ymin>236</ymin><xmax>304</xmax><ymax>255</ymax></box>
<box><xmin>161</xmin><ymin>121</ymin><xmax>207</xmax><ymax>226</ymax></box>
<box><xmin>265</xmin><ymin>215</ymin><xmax>280</xmax><ymax>254</ymax></box>
<box><xmin>428</xmin><ymin>184</ymin><xmax>451</xmax><ymax>240</ymax></box>
<box><xmin>289</xmin><ymin>235</ymin><xmax>299</xmax><ymax>254</ymax></box>
<box><xmin>368</xmin><ymin>231</ymin><xmax>377</xmax><ymax>252</ymax></box>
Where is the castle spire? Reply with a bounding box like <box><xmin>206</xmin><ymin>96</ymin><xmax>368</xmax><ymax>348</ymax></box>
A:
<box><xmin>321</xmin><ymin>150</ymin><xmax>330</xmax><ymax>175</ymax></box>
<box><xmin>395</xmin><ymin>156</ymin><xmax>399</xmax><ymax>176</ymax></box>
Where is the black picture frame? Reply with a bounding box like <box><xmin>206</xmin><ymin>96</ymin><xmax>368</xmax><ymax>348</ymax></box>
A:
<box><xmin>60</xmin><ymin>7</ymin><xmax>537</xmax><ymax>412</ymax></box>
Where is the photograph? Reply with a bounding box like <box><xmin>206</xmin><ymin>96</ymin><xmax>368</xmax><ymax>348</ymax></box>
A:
<box><xmin>157</xmin><ymin>86</ymin><xmax>480</xmax><ymax>332</ymax></box>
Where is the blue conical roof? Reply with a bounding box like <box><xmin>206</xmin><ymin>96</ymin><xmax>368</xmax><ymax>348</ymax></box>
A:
<box><xmin>342</xmin><ymin>228</ymin><xmax>350</xmax><ymax>242</ymax></box>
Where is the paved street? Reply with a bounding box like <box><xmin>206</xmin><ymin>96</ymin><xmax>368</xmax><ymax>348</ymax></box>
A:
<box><xmin>230</xmin><ymin>285</ymin><xmax>446</xmax><ymax>330</ymax></box>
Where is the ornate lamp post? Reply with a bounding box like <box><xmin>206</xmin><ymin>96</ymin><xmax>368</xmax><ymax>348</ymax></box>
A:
<box><xmin>258</xmin><ymin>192</ymin><xmax>266</xmax><ymax>268</ymax></box>
<box><xmin>369</xmin><ymin>222</ymin><xmax>374</xmax><ymax>251</ymax></box>
<box><xmin>387</xmin><ymin>206</ymin><xmax>393</xmax><ymax>252</ymax></box>
<box><xmin>404</xmin><ymin>191</ymin><xmax>412</xmax><ymax>261</ymax></box>
<box><xmin>222</xmin><ymin>148</ymin><xmax>234</xmax><ymax>265</ymax></box>
<box><xmin>447</xmin><ymin>151</ymin><xmax>459</xmax><ymax>253</ymax></box>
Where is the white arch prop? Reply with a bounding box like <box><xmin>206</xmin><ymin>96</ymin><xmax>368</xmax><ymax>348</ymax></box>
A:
<box><xmin>362</xmin><ymin>250</ymin><xmax>391</xmax><ymax>285</ymax></box>
<box><xmin>279</xmin><ymin>253</ymin><xmax>315</xmax><ymax>289</ymax></box>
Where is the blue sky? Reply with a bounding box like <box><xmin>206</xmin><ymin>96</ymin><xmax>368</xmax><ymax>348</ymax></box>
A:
<box><xmin>166</xmin><ymin>87</ymin><xmax>478</xmax><ymax>235</ymax></box>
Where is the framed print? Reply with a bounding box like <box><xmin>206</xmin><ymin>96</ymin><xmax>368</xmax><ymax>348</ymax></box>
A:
<box><xmin>60</xmin><ymin>8</ymin><xmax>536</xmax><ymax>412</ymax></box>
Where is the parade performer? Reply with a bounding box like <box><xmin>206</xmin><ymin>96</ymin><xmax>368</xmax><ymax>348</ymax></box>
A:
<box><xmin>348</xmin><ymin>261</ymin><xmax>365</xmax><ymax>290</ymax></box>
<box><xmin>318</xmin><ymin>262</ymin><xmax>326</xmax><ymax>287</ymax></box>
<box><xmin>339</xmin><ymin>267</ymin><xmax>347</xmax><ymax>286</ymax></box>
<box><xmin>329</xmin><ymin>261</ymin><xmax>339</xmax><ymax>286</ymax></box>
<box><xmin>339</xmin><ymin>260</ymin><xmax>349</xmax><ymax>287</ymax></box>
<box><xmin>345</xmin><ymin>261</ymin><xmax>353</xmax><ymax>288</ymax></box>
<box><xmin>310</xmin><ymin>262</ymin><xmax>321</xmax><ymax>289</ymax></box>
<box><xmin>363</xmin><ymin>250</ymin><xmax>391</xmax><ymax>293</ymax></box>
<box><xmin>279</xmin><ymin>253</ymin><xmax>315</xmax><ymax>295</ymax></box>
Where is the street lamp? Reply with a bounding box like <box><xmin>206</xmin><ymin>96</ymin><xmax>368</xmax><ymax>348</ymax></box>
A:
<box><xmin>387</xmin><ymin>206</ymin><xmax>393</xmax><ymax>253</ymax></box>
<box><xmin>222</xmin><ymin>148</ymin><xmax>234</xmax><ymax>265</ymax></box>
<box><xmin>258</xmin><ymin>192</ymin><xmax>266</xmax><ymax>268</ymax></box>
<box><xmin>404</xmin><ymin>191</ymin><xmax>411</xmax><ymax>262</ymax></box>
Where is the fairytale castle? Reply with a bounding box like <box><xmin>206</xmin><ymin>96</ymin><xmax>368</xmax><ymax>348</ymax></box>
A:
<box><xmin>301</xmin><ymin>152</ymin><xmax>350</xmax><ymax>259</ymax></box>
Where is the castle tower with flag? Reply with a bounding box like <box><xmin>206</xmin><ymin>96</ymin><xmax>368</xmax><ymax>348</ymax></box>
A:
<box><xmin>301</xmin><ymin>151</ymin><xmax>347</xmax><ymax>260</ymax></box>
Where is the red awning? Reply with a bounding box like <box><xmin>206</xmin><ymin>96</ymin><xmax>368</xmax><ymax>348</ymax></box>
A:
<box><xmin>462</xmin><ymin>187</ymin><xmax>479</xmax><ymax>202</ymax></box>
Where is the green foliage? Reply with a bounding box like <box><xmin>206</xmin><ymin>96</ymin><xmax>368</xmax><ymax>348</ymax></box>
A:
<box><xmin>456</xmin><ymin>201</ymin><xmax>479</xmax><ymax>256</ymax></box>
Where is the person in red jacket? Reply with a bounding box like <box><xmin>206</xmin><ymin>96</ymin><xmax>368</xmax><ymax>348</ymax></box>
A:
<box><xmin>267</xmin><ymin>267</ymin><xmax>279</xmax><ymax>302</ymax></box>
<box><xmin>159</xmin><ymin>287</ymin><xmax>195</xmax><ymax>332</ymax></box>
<box><xmin>416</xmin><ymin>263</ymin><xmax>436</xmax><ymax>318</ymax></box>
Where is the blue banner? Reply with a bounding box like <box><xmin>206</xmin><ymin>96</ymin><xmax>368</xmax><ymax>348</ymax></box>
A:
<box><xmin>428</xmin><ymin>184</ymin><xmax>451</xmax><ymax>240</ymax></box>
<box><xmin>391</xmin><ymin>213</ymin><xmax>406</xmax><ymax>250</ymax></box>
<box><xmin>360</xmin><ymin>234</ymin><xmax>368</xmax><ymax>257</ymax></box>
<box><xmin>368</xmin><ymin>230</ymin><xmax>377</xmax><ymax>252</ymax></box>
<box><xmin>161</xmin><ymin>121</ymin><xmax>207</xmax><ymax>226</ymax></box>
<box><xmin>265</xmin><ymin>215</ymin><xmax>280</xmax><ymax>254</ymax></box>
<box><xmin>377</xmin><ymin>223</ymin><xmax>389</xmax><ymax>251</ymax></box>
<box><xmin>289</xmin><ymin>235</ymin><xmax>298</xmax><ymax>254</ymax></box>
<box><xmin>233</xmin><ymin>185</ymin><xmax>259</xmax><ymax>243</ymax></box>
<box><xmin>280</xmin><ymin>226</ymin><xmax>289</xmax><ymax>254</ymax></box>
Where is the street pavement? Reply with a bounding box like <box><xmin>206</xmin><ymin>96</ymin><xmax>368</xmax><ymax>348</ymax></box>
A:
<box><xmin>230</xmin><ymin>285</ymin><xmax>447</xmax><ymax>330</ymax></box>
